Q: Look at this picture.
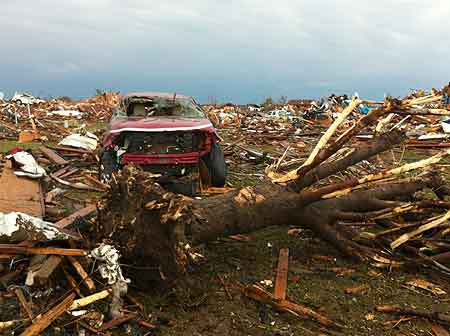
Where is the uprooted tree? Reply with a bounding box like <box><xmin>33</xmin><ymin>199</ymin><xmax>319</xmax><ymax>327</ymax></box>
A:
<box><xmin>95</xmin><ymin>95</ymin><xmax>450</xmax><ymax>288</ymax></box>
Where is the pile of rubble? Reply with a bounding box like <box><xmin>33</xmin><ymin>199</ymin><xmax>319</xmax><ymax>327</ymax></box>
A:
<box><xmin>0</xmin><ymin>92</ymin><xmax>157</xmax><ymax>335</ymax></box>
<box><xmin>2</xmin><ymin>85</ymin><xmax>450</xmax><ymax>334</ymax></box>
<box><xmin>0</xmin><ymin>92</ymin><xmax>120</xmax><ymax>143</ymax></box>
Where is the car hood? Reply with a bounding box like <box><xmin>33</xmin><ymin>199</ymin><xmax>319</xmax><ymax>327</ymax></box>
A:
<box><xmin>103</xmin><ymin>116</ymin><xmax>219</xmax><ymax>148</ymax></box>
<box><xmin>109</xmin><ymin>116</ymin><xmax>214</xmax><ymax>133</ymax></box>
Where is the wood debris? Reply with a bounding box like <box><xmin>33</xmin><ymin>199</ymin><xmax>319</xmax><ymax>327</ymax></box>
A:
<box><xmin>0</xmin><ymin>245</ymin><xmax>87</xmax><ymax>256</ymax></box>
<box><xmin>274</xmin><ymin>248</ymin><xmax>289</xmax><ymax>300</ymax></box>
<box><xmin>39</xmin><ymin>146</ymin><xmax>68</xmax><ymax>165</ymax></box>
<box><xmin>20</xmin><ymin>293</ymin><xmax>75</xmax><ymax>336</ymax></box>
<box><xmin>405</xmin><ymin>279</ymin><xmax>446</xmax><ymax>295</ymax></box>
<box><xmin>432</xmin><ymin>324</ymin><xmax>450</xmax><ymax>336</ymax></box>
<box><xmin>242</xmin><ymin>284</ymin><xmax>342</xmax><ymax>328</ymax></box>
<box><xmin>376</xmin><ymin>305</ymin><xmax>450</xmax><ymax>325</ymax></box>
<box><xmin>2</xmin><ymin>86</ymin><xmax>450</xmax><ymax>334</ymax></box>
<box><xmin>344</xmin><ymin>284</ymin><xmax>370</xmax><ymax>294</ymax></box>
<box><xmin>67</xmin><ymin>256</ymin><xmax>96</xmax><ymax>292</ymax></box>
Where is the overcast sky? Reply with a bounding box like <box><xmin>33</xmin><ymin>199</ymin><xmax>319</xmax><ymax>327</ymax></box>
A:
<box><xmin>1</xmin><ymin>0</ymin><xmax>449</xmax><ymax>103</ymax></box>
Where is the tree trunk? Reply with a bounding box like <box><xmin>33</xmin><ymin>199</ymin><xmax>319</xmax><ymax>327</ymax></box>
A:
<box><xmin>96</xmin><ymin>166</ymin><xmax>443</xmax><ymax>288</ymax></box>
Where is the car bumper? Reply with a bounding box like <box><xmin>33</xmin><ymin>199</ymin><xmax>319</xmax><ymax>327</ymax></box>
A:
<box><xmin>122</xmin><ymin>152</ymin><xmax>204</xmax><ymax>165</ymax></box>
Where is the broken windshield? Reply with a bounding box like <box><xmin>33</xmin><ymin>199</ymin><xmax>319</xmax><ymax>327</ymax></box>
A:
<box><xmin>115</xmin><ymin>97</ymin><xmax>206</xmax><ymax>118</ymax></box>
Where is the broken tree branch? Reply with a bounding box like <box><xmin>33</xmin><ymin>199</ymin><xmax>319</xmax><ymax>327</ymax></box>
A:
<box><xmin>273</xmin><ymin>98</ymin><xmax>395</xmax><ymax>183</ymax></box>
<box><xmin>376</xmin><ymin>305</ymin><xmax>450</xmax><ymax>325</ymax></box>
<box><xmin>289</xmin><ymin>129</ymin><xmax>405</xmax><ymax>191</ymax></box>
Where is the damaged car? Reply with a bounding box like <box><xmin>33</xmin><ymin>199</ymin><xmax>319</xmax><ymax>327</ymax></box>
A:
<box><xmin>100</xmin><ymin>92</ymin><xmax>227</xmax><ymax>193</ymax></box>
<box><xmin>11</xmin><ymin>92</ymin><xmax>45</xmax><ymax>105</ymax></box>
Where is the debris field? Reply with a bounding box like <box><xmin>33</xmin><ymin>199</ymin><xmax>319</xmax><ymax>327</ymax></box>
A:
<box><xmin>1</xmin><ymin>87</ymin><xmax>450</xmax><ymax>335</ymax></box>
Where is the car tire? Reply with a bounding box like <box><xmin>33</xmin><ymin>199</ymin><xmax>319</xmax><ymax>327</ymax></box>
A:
<box><xmin>202</xmin><ymin>142</ymin><xmax>227</xmax><ymax>187</ymax></box>
<box><xmin>99</xmin><ymin>150</ymin><xmax>118</xmax><ymax>182</ymax></box>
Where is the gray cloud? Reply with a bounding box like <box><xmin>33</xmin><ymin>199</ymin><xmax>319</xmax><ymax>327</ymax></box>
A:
<box><xmin>1</xmin><ymin>0</ymin><xmax>449</xmax><ymax>102</ymax></box>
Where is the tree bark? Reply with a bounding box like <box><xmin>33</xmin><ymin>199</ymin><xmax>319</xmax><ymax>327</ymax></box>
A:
<box><xmin>275</xmin><ymin>100</ymin><xmax>395</xmax><ymax>183</ymax></box>
<box><xmin>96</xmin><ymin>166</ymin><xmax>444</xmax><ymax>288</ymax></box>
<box><xmin>289</xmin><ymin>129</ymin><xmax>405</xmax><ymax>191</ymax></box>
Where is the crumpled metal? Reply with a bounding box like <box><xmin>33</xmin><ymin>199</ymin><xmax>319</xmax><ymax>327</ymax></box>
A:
<box><xmin>58</xmin><ymin>132</ymin><xmax>98</xmax><ymax>151</ymax></box>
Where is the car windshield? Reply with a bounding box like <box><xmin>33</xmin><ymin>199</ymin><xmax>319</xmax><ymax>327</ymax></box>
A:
<box><xmin>115</xmin><ymin>97</ymin><xmax>206</xmax><ymax>118</ymax></box>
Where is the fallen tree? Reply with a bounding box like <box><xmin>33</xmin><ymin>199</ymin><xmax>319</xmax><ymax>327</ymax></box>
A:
<box><xmin>97</xmin><ymin>167</ymin><xmax>446</xmax><ymax>286</ymax></box>
<box><xmin>95</xmin><ymin>96</ymin><xmax>450</xmax><ymax>289</ymax></box>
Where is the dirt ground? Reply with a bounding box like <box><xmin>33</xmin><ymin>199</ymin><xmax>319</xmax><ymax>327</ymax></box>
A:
<box><xmin>127</xmin><ymin>224</ymin><xmax>448</xmax><ymax>336</ymax></box>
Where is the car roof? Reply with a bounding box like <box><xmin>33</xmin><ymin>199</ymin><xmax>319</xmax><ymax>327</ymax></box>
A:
<box><xmin>124</xmin><ymin>92</ymin><xmax>191</xmax><ymax>100</ymax></box>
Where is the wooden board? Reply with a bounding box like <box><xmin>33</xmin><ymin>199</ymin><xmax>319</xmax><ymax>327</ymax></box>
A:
<box><xmin>0</xmin><ymin>245</ymin><xmax>87</xmax><ymax>256</ymax></box>
<box><xmin>0</xmin><ymin>161</ymin><xmax>43</xmax><ymax>217</ymax></box>
<box><xmin>54</xmin><ymin>204</ymin><xmax>97</xmax><ymax>229</ymax></box>
<box><xmin>39</xmin><ymin>146</ymin><xmax>68</xmax><ymax>165</ymax></box>
<box><xmin>432</xmin><ymin>324</ymin><xmax>450</xmax><ymax>336</ymax></box>
<box><xmin>20</xmin><ymin>293</ymin><xmax>75</xmax><ymax>336</ymax></box>
<box><xmin>274</xmin><ymin>248</ymin><xmax>289</xmax><ymax>300</ymax></box>
<box><xmin>67</xmin><ymin>256</ymin><xmax>96</xmax><ymax>291</ymax></box>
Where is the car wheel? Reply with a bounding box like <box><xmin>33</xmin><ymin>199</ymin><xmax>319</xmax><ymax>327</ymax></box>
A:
<box><xmin>202</xmin><ymin>142</ymin><xmax>227</xmax><ymax>187</ymax></box>
<box><xmin>99</xmin><ymin>150</ymin><xmax>118</xmax><ymax>182</ymax></box>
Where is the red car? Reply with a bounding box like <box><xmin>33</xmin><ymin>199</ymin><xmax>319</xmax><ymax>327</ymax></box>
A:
<box><xmin>100</xmin><ymin>92</ymin><xmax>227</xmax><ymax>192</ymax></box>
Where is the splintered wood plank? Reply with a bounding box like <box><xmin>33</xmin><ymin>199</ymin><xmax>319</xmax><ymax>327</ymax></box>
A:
<box><xmin>39</xmin><ymin>146</ymin><xmax>68</xmax><ymax>165</ymax></box>
<box><xmin>69</xmin><ymin>289</ymin><xmax>111</xmax><ymax>310</ymax></box>
<box><xmin>20</xmin><ymin>293</ymin><xmax>75</xmax><ymax>336</ymax></box>
<box><xmin>54</xmin><ymin>204</ymin><xmax>97</xmax><ymax>229</ymax></box>
<box><xmin>0</xmin><ymin>161</ymin><xmax>43</xmax><ymax>217</ymax></box>
<box><xmin>62</xmin><ymin>266</ymin><xmax>84</xmax><ymax>297</ymax></box>
<box><xmin>49</xmin><ymin>146</ymin><xmax>91</xmax><ymax>154</ymax></box>
<box><xmin>97</xmin><ymin>314</ymin><xmax>137</xmax><ymax>332</ymax></box>
<box><xmin>432</xmin><ymin>324</ymin><xmax>450</xmax><ymax>336</ymax></box>
<box><xmin>34</xmin><ymin>255</ymin><xmax>62</xmax><ymax>284</ymax></box>
<box><xmin>0</xmin><ymin>245</ymin><xmax>87</xmax><ymax>256</ymax></box>
<box><xmin>82</xmin><ymin>173</ymin><xmax>107</xmax><ymax>190</ymax></box>
<box><xmin>274</xmin><ymin>248</ymin><xmax>289</xmax><ymax>300</ymax></box>
<box><xmin>67</xmin><ymin>256</ymin><xmax>96</xmax><ymax>292</ymax></box>
<box><xmin>14</xmin><ymin>287</ymin><xmax>34</xmax><ymax>320</ymax></box>
<box><xmin>242</xmin><ymin>284</ymin><xmax>338</xmax><ymax>328</ymax></box>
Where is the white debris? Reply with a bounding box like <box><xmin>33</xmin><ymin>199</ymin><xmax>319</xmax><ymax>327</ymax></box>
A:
<box><xmin>90</xmin><ymin>245</ymin><xmax>130</xmax><ymax>319</ymax></box>
<box><xmin>47</xmin><ymin>109</ymin><xmax>82</xmax><ymax>118</ymax></box>
<box><xmin>45</xmin><ymin>187</ymin><xmax>66</xmax><ymax>201</ymax></box>
<box><xmin>183</xmin><ymin>243</ymin><xmax>205</xmax><ymax>262</ymax></box>
<box><xmin>90</xmin><ymin>244</ymin><xmax>129</xmax><ymax>285</ymax></box>
<box><xmin>418</xmin><ymin>133</ymin><xmax>450</xmax><ymax>140</ymax></box>
<box><xmin>59</xmin><ymin>132</ymin><xmax>98</xmax><ymax>151</ymax></box>
<box><xmin>0</xmin><ymin>212</ymin><xmax>68</xmax><ymax>242</ymax></box>
<box><xmin>6</xmin><ymin>150</ymin><xmax>46</xmax><ymax>178</ymax></box>
<box><xmin>259</xmin><ymin>279</ymin><xmax>273</xmax><ymax>288</ymax></box>
<box><xmin>70</xmin><ymin>310</ymin><xmax>89</xmax><ymax>317</ymax></box>
<box><xmin>441</xmin><ymin>117</ymin><xmax>450</xmax><ymax>133</ymax></box>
